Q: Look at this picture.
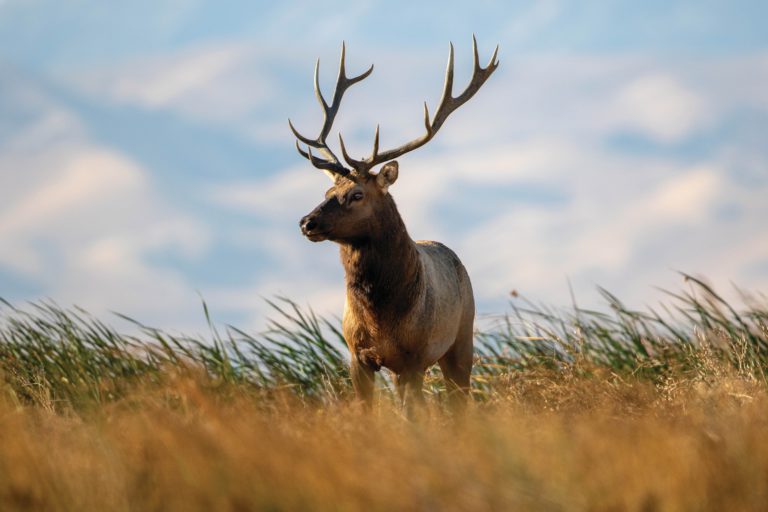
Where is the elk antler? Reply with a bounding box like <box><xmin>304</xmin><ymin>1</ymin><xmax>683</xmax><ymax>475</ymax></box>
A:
<box><xmin>338</xmin><ymin>35</ymin><xmax>499</xmax><ymax>175</ymax></box>
<box><xmin>288</xmin><ymin>42</ymin><xmax>373</xmax><ymax>180</ymax></box>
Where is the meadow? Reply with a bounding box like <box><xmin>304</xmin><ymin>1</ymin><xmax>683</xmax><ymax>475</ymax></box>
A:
<box><xmin>1</xmin><ymin>273</ymin><xmax>767</xmax><ymax>511</ymax></box>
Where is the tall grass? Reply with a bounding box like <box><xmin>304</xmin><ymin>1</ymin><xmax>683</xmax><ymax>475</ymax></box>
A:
<box><xmin>1</xmin><ymin>276</ymin><xmax>767</xmax><ymax>510</ymax></box>
<box><xmin>1</xmin><ymin>273</ymin><xmax>766</xmax><ymax>411</ymax></box>
<box><xmin>0</xmin><ymin>296</ymin><xmax>352</xmax><ymax>411</ymax></box>
<box><xmin>476</xmin><ymin>274</ymin><xmax>768</xmax><ymax>382</ymax></box>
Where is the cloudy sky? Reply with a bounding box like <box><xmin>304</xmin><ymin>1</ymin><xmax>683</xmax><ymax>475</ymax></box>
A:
<box><xmin>1</xmin><ymin>1</ymin><xmax>766</xmax><ymax>333</ymax></box>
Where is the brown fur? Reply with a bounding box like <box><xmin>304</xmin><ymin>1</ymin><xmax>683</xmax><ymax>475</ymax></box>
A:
<box><xmin>300</xmin><ymin>165</ymin><xmax>475</xmax><ymax>413</ymax></box>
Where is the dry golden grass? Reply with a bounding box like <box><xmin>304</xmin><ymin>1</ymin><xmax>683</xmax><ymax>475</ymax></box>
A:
<box><xmin>1</xmin><ymin>285</ymin><xmax>766</xmax><ymax>510</ymax></box>
<box><xmin>1</xmin><ymin>359</ymin><xmax>767</xmax><ymax>512</ymax></box>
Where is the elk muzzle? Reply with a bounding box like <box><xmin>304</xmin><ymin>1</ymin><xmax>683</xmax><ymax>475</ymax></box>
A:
<box><xmin>300</xmin><ymin>197</ymin><xmax>338</xmax><ymax>242</ymax></box>
<box><xmin>299</xmin><ymin>213</ymin><xmax>327</xmax><ymax>242</ymax></box>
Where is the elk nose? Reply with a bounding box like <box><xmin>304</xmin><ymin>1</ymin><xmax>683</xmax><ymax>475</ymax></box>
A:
<box><xmin>300</xmin><ymin>215</ymin><xmax>318</xmax><ymax>233</ymax></box>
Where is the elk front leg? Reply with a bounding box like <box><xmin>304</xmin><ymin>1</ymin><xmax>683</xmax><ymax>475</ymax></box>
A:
<box><xmin>350</xmin><ymin>357</ymin><xmax>375</xmax><ymax>410</ymax></box>
<box><xmin>395</xmin><ymin>371</ymin><xmax>426</xmax><ymax>419</ymax></box>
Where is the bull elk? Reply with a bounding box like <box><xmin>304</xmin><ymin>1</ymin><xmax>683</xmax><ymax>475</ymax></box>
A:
<box><xmin>290</xmin><ymin>37</ymin><xmax>499</xmax><ymax>413</ymax></box>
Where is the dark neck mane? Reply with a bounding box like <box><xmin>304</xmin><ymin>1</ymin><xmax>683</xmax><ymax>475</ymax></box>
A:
<box><xmin>339</xmin><ymin>194</ymin><xmax>421</xmax><ymax>324</ymax></box>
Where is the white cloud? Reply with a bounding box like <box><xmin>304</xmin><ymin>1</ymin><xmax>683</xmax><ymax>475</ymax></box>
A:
<box><xmin>210</xmin><ymin>162</ymin><xmax>332</xmax><ymax>217</ymax></box>
<box><xmin>610</xmin><ymin>74</ymin><xmax>709</xmax><ymax>143</ymax></box>
<box><xmin>6</xmin><ymin>41</ymin><xmax>768</xmax><ymax>331</ymax></box>
<box><xmin>0</xmin><ymin>105</ymin><xmax>211</xmax><ymax>329</ymax></box>
<box><xmin>642</xmin><ymin>167</ymin><xmax>720</xmax><ymax>221</ymax></box>
<box><xmin>501</xmin><ymin>0</ymin><xmax>563</xmax><ymax>45</ymax></box>
<box><xmin>65</xmin><ymin>42</ymin><xmax>276</xmax><ymax>124</ymax></box>
<box><xmin>114</xmin><ymin>47</ymin><xmax>244</xmax><ymax>108</ymax></box>
<box><xmin>0</xmin><ymin>150</ymin><xmax>145</xmax><ymax>237</ymax></box>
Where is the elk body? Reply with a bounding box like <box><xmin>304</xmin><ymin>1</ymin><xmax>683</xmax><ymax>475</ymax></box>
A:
<box><xmin>290</xmin><ymin>38</ymin><xmax>498</xmax><ymax>412</ymax></box>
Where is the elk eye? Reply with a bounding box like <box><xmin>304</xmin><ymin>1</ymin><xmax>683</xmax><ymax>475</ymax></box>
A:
<box><xmin>350</xmin><ymin>191</ymin><xmax>364</xmax><ymax>202</ymax></box>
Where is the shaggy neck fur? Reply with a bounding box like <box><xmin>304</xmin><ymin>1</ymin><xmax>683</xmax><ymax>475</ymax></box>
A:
<box><xmin>339</xmin><ymin>194</ymin><xmax>422</xmax><ymax>326</ymax></box>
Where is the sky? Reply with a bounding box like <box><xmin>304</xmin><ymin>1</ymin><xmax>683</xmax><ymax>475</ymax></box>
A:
<box><xmin>0</xmin><ymin>1</ymin><xmax>767</xmax><ymax>334</ymax></box>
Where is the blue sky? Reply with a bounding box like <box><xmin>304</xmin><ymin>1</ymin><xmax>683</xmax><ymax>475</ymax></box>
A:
<box><xmin>1</xmin><ymin>1</ymin><xmax>767</xmax><ymax>332</ymax></box>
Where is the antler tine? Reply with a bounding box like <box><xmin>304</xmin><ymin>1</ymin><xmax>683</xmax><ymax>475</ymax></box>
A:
<box><xmin>434</xmin><ymin>42</ymin><xmax>455</xmax><ymax>133</ymax></box>
<box><xmin>489</xmin><ymin>44</ymin><xmax>500</xmax><ymax>69</ymax></box>
<box><xmin>339</xmin><ymin>124</ymin><xmax>381</xmax><ymax>172</ymax></box>
<box><xmin>321</xmin><ymin>41</ymin><xmax>374</xmax><ymax>141</ymax></box>
<box><xmin>288</xmin><ymin>119</ymin><xmax>318</xmax><ymax>147</ymax></box>
<box><xmin>338</xmin><ymin>133</ymin><xmax>355</xmax><ymax>168</ymax></box>
<box><xmin>352</xmin><ymin>37</ymin><xmax>499</xmax><ymax>171</ymax></box>
<box><xmin>371</xmin><ymin>124</ymin><xmax>380</xmax><ymax>158</ymax></box>
<box><xmin>313</xmin><ymin>58</ymin><xmax>329</xmax><ymax>112</ymax></box>
<box><xmin>340</xmin><ymin>42</ymin><xmax>375</xmax><ymax>87</ymax></box>
<box><xmin>431</xmin><ymin>38</ymin><xmax>497</xmax><ymax>132</ymax></box>
<box><xmin>289</xmin><ymin>42</ymin><xmax>374</xmax><ymax>179</ymax></box>
<box><xmin>306</xmin><ymin>146</ymin><xmax>347</xmax><ymax>174</ymax></box>
<box><xmin>295</xmin><ymin>140</ymin><xmax>309</xmax><ymax>159</ymax></box>
<box><xmin>293</xmin><ymin>140</ymin><xmax>350</xmax><ymax>177</ymax></box>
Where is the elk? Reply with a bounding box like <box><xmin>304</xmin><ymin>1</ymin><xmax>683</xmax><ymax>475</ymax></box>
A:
<box><xmin>290</xmin><ymin>37</ymin><xmax>498</xmax><ymax>413</ymax></box>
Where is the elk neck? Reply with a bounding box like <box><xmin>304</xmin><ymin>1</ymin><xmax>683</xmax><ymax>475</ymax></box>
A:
<box><xmin>339</xmin><ymin>194</ymin><xmax>422</xmax><ymax>322</ymax></box>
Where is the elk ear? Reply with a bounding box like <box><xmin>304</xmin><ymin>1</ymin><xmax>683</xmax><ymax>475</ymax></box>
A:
<box><xmin>376</xmin><ymin>161</ymin><xmax>399</xmax><ymax>193</ymax></box>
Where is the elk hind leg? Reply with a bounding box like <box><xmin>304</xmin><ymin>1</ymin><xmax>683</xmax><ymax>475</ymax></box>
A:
<box><xmin>438</xmin><ymin>325</ymin><xmax>473</xmax><ymax>411</ymax></box>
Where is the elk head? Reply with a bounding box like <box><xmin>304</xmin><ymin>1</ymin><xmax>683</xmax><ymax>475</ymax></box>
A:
<box><xmin>291</xmin><ymin>37</ymin><xmax>499</xmax><ymax>244</ymax></box>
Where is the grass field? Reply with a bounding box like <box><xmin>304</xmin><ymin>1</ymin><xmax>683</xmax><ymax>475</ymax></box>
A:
<box><xmin>1</xmin><ymin>274</ymin><xmax>767</xmax><ymax>511</ymax></box>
